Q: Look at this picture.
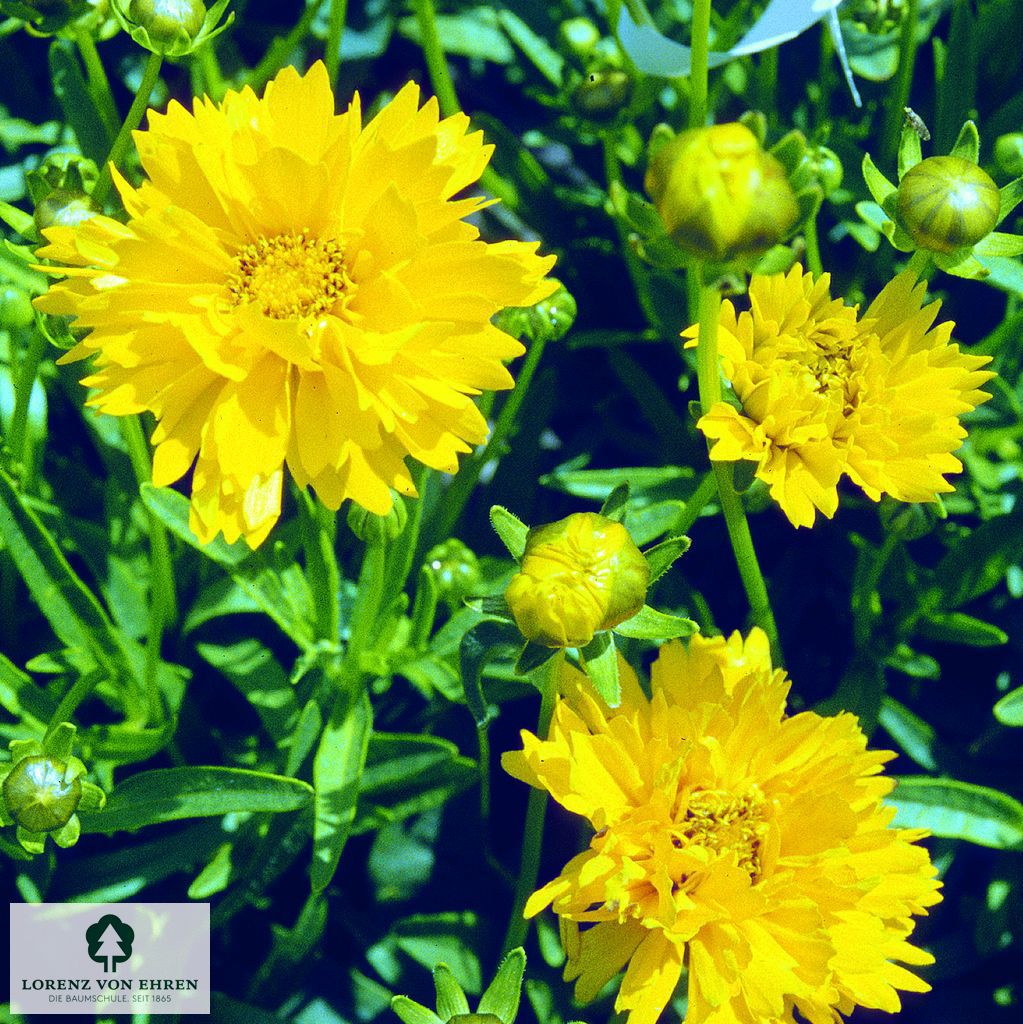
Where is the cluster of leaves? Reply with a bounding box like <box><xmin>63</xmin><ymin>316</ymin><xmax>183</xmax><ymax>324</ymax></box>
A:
<box><xmin>1</xmin><ymin>1</ymin><xmax>1023</xmax><ymax>1022</ymax></box>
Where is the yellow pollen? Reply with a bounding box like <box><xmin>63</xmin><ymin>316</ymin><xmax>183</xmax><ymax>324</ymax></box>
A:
<box><xmin>671</xmin><ymin>787</ymin><xmax>768</xmax><ymax>880</ymax></box>
<box><xmin>227</xmin><ymin>233</ymin><xmax>350</xmax><ymax>320</ymax></box>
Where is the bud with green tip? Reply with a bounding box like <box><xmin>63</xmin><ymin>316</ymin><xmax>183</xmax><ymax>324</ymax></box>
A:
<box><xmin>645</xmin><ymin>122</ymin><xmax>799</xmax><ymax>262</ymax></box>
<box><xmin>896</xmin><ymin>156</ymin><xmax>1000</xmax><ymax>255</ymax></box>
<box><xmin>424</xmin><ymin>539</ymin><xmax>480</xmax><ymax>608</ymax></box>
<box><xmin>794</xmin><ymin>145</ymin><xmax>844</xmax><ymax>197</ymax></box>
<box><xmin>392</xmin><ymin>949</ymin><xmax>526</xmax><ymax>1024</ymax></box>
<box><xmin>493</xmin><ymin>279</ymin><xmax>576</xmax><ymax>345</ymax></box>
<box><xmin>109</xmin><ymin>0</ymin><xmax>232</xmax><ymax>56</ymax></box>
<box><xmin>347</xmin><ymin>494</ymin><xmax>409</xmax><ymax>543</ymax></box>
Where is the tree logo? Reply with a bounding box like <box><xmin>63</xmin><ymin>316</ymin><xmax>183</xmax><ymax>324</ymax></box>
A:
<box><xmin>85</xmin><ymin>914</ymin><xmax>135</xmax><ymax>973</ymax></box>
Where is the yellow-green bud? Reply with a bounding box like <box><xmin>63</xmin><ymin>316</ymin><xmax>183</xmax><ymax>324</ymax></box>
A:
<box><xmin>347</xmin><ymin>495</ymin><xmax>408</xmax><ymax>543</ymax></box>
<box><xmin>995</xmin><ymin>133</ymin><xmax>1023</xmax><ymax>179</ymax></box>
<box><xmin>126</xmin><ymin>0</ymin><xmax>205</xmax><ymax>43</ymax></box>
<box><xmin>896</xmin><ymin>155</ymin><xmax>1000</xmax><ymax>255</ymax></box>
<box><xmin>645</xmin><ymin>123</ymin><xmax>799</xmax><ymax>261</ymax></box>
<box><xmin>425</xmin><ymin>539</ymin><xmax>481</xmax><ymax>607</ymax></box>
<box><xmin>797</xmin><ymin>145</ymin><xmax>844</xmax><ymax>197</ymax></box>
<box><xmin>33</xmin><ymin>189</ymin><xmax>99</xmax><ymax>233</ymax></box>
<box><xmin>570</xmin><ymin>70</ymin><xmax>632</xmax><ymax>122</ymax></box>
<box><xmin>0</xmin><ymin>285</ymin><xmax>36</xmax><ymax>329</ymax></box>
<box><xmin>2</xmin><ymin>756</ymin><xmax>82</xmax><ymax>833</ymax></box>
<box><xmin>505</xmin><ymin>512</ymin><xmax>649</xmax><ymax>648</ymax></box>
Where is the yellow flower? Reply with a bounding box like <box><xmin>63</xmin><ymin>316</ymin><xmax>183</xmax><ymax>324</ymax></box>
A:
<box><xmin>503</xmin><ymin>630</ymin><xmax>942</xmax><ymax>1024</ymax></box>
<box><xmin>35</xmin><ymin>63</ymin><xmax>556</xmax><ymax>546</ymax></box>
<box><xmin>684</xmin><ymin>267</ymin><xmax>994</xmax><ymax>527</ymax></box>
<box><xmin>505</xmin><ymin>512</ymin><xmax>650</xmax><ymax>648</ymax></box>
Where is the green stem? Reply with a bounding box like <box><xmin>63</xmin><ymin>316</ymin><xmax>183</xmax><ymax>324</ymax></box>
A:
<box><xmin>325</xmin><ymin>0</ymin><xmax>349</xmax><ymax>88</ymax></box>
<box><xmin>805</xmin><ymin>210</ymin><xmax>823</xmax><ymax>277</ymax></box>
<box><xmin>675</xmin><ymin>469</ymin><xmax>718</xmax><ymax>537</ymax></box>
<box><xmin>413</xmin><ymin>0</ymin><xmax>460</xmax><ymax>118</ymax></box>
<box><xmin>47</xmin><ymin>669</ymin><xmax>104</xmax><ymax>737</ymax></box>
<box><xmin>502</xmin><ymin>650</ymin><xmax>562</xmax><ymax>954</ymax></box>
<box><xmin>196</xmin><ymin>39</ymin><xmax>227</xmax><ymax>100</ymax></box>
<box><xmin>75</xmin><ymin>29</ymin><xmax>119</xmax><ymax>141</ymax></box>
<box><xmin>853</xmin><ymin>531</ymin><xmax>899</xmax><ymax>648</ymax></box>
<box><xmin>688</xmin><ymin>0</ymin><xmax>713</xmax><ymax>129</ymax></box>
<box><xmin>884</xmin><ymin>0</ymin><xmax>921</xmax><ymax>160</ymax></box>
<box><xmin>300</xmin><ymin>495</ymin><xmax>341</xmax><ymax>642</ymax></box>
<box><xmin>759</xmin><ymin>47</ymin><xmax>778</xmax><ymax>133</ymax></box>
<box><xmin>92</xmin><ymin>51</ymin><xmax>163</xmax><ymax>208</ymax></box>
<box><xmin>248</xmin><ymin>1</ymin><xmax>320</xmax><ymax>93</ymax></box>
<box><xmin>432</xmin><ymin>333</ymin><xmax>549</xmax><ymax>543</ymax></box>
<box><xmin>8</xmin><ymin>327</ymin><xmax>46</xmax><ymax>475</ymax></box>
<box><xmin>694</xmin><ymin>266</ymin><xmax>783</xmax><ymax>663</ymax></box>
<box><xmin>603</xmin><ymin>135</ymin><xmax>658</xmax><ymax>325</ymax></box>
<box><xmin>341</xmin><ymin>535</ymin><xmax>388</xmax><ymax>687</ymax></box>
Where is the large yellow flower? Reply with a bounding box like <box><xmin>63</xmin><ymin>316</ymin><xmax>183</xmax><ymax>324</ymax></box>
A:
<box><xmin>36</xmin><ymin>63</ymin><xmax>556</xmax><ymax>546</ymax></box>
<box><xmin>504</xmin><ymin>631</ymin><xmax>942</xmax><ymax>1024</ymax></box>
<box><xmin>683</xmin><ymin>267</ymin><xmax>994</xmax><ymax>527</ymax></box>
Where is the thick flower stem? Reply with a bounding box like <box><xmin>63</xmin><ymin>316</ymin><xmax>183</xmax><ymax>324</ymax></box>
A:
<box><xmin>805</xmin><ymin>210</ymin><xmax>824</xmax><ymax>277</ymax></box>
<box><xmin>92</xmin><ymin>51</ymin><xmax>164</xmax><ymax>208</ymax></box>
<box><xmin>688</xmin><ymin>0</ymin><xmax>713</xmax><ymax>130</ymax></box>
<box><xmin>324</xmin><ymin>0</ymin><xmax>349</xmax><ymax>88</ymax></box>
<box><xmin>341</xmin><ymin>535</ymin><xmax>388</xmax><ymax>688</ymax></box>
<box><xmin>75</xmin><ymin>29</ymin><xmax>119</xmax><ymax>142</ymax></box>
<box><xmin>884</xmin><ymin>0</ymin><xmax>921</xmax><ymax>160</ymax></box>
<box><xmin>413</xmin><ymin>0</ymin><xmax>460</xmax><ymax>119</ymax></box>
<box><xmin>502</xmin><ymin>649</ymin><xmax>562</xmax><ymax>954</ymax></box>
<box><xmin>694</xmin><ymin>268</ymin><xmax>783</xmax><ymax>664</ymax></box>
<box><xmin>248</xmin><ymin>2</ymin><xmax>320</xmax><ymax>92</ymax></box>
<box><xmin>431</xmin><ymin>331</ymin><xmax>549</xmax><ymax>544</ymax></box>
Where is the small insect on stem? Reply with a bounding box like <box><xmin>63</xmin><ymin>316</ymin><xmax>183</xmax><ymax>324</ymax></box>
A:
<box><xmin>903</xmin><ymin>107</ymin><xmax>931</xmax><ymax>142</ymax></box>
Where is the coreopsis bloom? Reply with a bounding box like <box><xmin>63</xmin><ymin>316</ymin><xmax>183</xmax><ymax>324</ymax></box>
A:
<box><xmin>36</xmin><ymin>63</ymin><xmax>556</xmax><ymax>546</ymax></box>
<box><xmin>684</xmin><ymin>267</ymin><xmax>994</xmax><ymax>527</ymax></box>
<box><xmin>503</xmin><ymin>630</ymin><xmax>943</xmax><ymax>1024</ymax></box>
<box><xmin>505</xmin><ymin>512</ymin><xmax>650</xmax><ymax>648</ymax></box>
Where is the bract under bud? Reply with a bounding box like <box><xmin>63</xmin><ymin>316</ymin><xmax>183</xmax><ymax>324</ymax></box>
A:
<box><xmin>645</xmin><ymin>122</ymin><xmax>799</xmax><ymax>261</ymax></box>
<box><xmin>895</xmin><ymin>155</ymin><xmax>1000</xmax><ymax>255</ymax></box>
<box><xmin>2</xmin><ymin>755</ymin><xmax>82</xmax><ymax>833</ymax></box>
<box><xmin>505</xmin><ymin>512</ymin><xmax>649</xmax><ymax>648</ymax></box>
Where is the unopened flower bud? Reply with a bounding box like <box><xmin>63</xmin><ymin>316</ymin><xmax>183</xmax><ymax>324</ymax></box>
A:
<box><xmin>645</xmin><ymin>123</ymin><xmax>799</xmax><ymax>261</ymax></box>
<box><xmin>2</xmin><ymin>756</ymin><xmax>82</xmax><ymax>833</ymax></box>
<box><xmin>34</xmin><ymin>189</ymin><xmax>99</xmax><ymax>233</ymax></box>
<box><xmin>570</xmin><ymin>70</ymin><xmax>632</xmax><ymax>122</ymax></box>
<box><xmin>796</xmin><ymin>145</ymin><xmax>844</xmax><ymax>197</ymax></box>
<box><xmin>0</xmin><ymin>285</ymin><xmax>36</xmax><ymax>329</ymax></box>
<box><xmin>425</xmin><ymin>539</ymin><xmax>481</xmax><ymax>607</ymax></box>
<box><xmin>896</xmin><ymin>156</ymin><xmax>1000</xmax><ymax>255</ymax></box>
<box><xmin>347</xmin><ymin>494</ymin><xmax>408</xmax><ymax>542</ymax></box>
<box><xmin>505</xmin><ymin>512</ymin><xmax>649</xmax><ymax>648</ymax></box>
<box><xmin>994</xmin><ymin>133</ymin><xmax>1023</xmax><ymax>179</ymax></box>
<box><xmin>126</xmin><ymin>0</ymin><xmax>205</xmax><ymax>44</ymax></box>
<box><xmin>559</xmin><ymin>17</ymin><xmax>600</xmax><ymax>60</ymax></box>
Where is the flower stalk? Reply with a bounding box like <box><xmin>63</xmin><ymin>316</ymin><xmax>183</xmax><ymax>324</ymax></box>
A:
<box><xmin>324</xmin><ymin>0</ymin><xmax>348</xmax><ymax>88</ymax></box>
<box><xmin>413</xmin><ymin>0</ymin><xmax>459</xmax><ymax>118</ymax></box>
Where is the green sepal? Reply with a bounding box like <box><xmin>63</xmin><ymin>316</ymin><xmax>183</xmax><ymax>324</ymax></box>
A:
<box><xmin>996</xmin><ymin>177</ymin><xmax>1023</xmax><ymax>226</ymax></box>
<box><xmin>579</xmin><ymin>632</ymin><xmax>619</xmax><ymax>707</ymax></box>
<box><xmin>614</xmin><ymin>605</ymin><xmax>698</xmax><ymax>642</ymax></box>
<box><xmin>974</xmin><ymin>232</ymin><xmax>1023</xmax><ymax>259</ymax></box>
<box><xmin>44</xmin><ymin>721</ymin><xmax>77</xmax><ymax>762</ymax></box>
<box><xmin>465</xmin><ymin>595</ymin><xmax>513</xmax><ymax>619</ymax></box>
<box><xmin>51</xmin><ymin>813</ymin><xmax>80</xmax><ymax>849</ymax></box>
<box><xmin>16</xmin><ymin>826</ymin><xmax>45</xmax><ymax>855</ymax></box>
<box><xmin>515</xmin><ymin>642</ymin><xmax>559</xmax><ymax>677</ymax></box>
<box><xmin>642</xmin><ymin>535</ymin><xmax>690</xmax><ymax>584</ymax></box>
<box><xmin>434</xmin><ymin>963</ymin><xmax>471</xmax><ymax>1019</ymax></box>
<box><xmin>897</xmin><ymin>125</ymin><xmax>923</xmax><ymax>180</ymax></box>
<box><xmin>109</xmin><ymin>0</ymin><xmax>234</xmax><ymax>58</ymax></box>
<box><xmin>862</xmin><ymin>153</ymin><xmax>897</xmax><ymax>206</ymax></box>
<box><xmin>599</xmin><ymin>483</ymin><xmax>629</xmax><ymax>523</ymax></box>
<box><xmin>949</xmin><ymin>120</ymin><xmax>981</xmax><ymax>164</ymax></box>
<box><xmin>392</xmin><ymin>996</ymin><xmax>445</xmax><ymax>1024</ymax></box>
<box><xmin>768</xmin><ymin>129</ymin><xmax>807</xmax><ymax>175</ymax></box>
<box><xmin>477</xmin><ymin>947</ymin><xmax>526</xmax><ymax>1024</ymax></box>
<box><xmin>933</xmin><ymin>249</ymin><xmax>990</xmax><ymax>279</ymax></box>
<box><xmin>78</xmin><ymin>780</ymin><xmax>106</xmax><ymax>813</ymax></box>
<box><xmin>459</xmin><ymin>620</ymin><xmax>522</xmax><ymax>726</ymax></box>
<box><xmin>489</xmin><ymin>505</ymin><xmax>529</xmax><ymax>560</ymax></box>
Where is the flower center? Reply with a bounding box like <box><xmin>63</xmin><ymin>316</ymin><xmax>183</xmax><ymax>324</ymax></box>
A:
<box><xmin>227</xmin><ymin>233</ymin><xmax>350</xmax><ymax>320</ymax></box>
<box><xmin>671</xmin><ymin>787</ymin><xmax>768</xmax><ymax>880</ymax></box>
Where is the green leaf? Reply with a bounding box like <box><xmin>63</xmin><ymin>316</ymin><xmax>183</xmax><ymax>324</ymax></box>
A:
<box><xmin>188</xmin><ymin>841</ymin><xmax>235</xmax><ymax>900</ymax></box>
<box><xmin>515</xmin><ymin>641</ymin><xmax>558</xmax><ymax>676</ymax></box>
<box><xmin>614</xmin><ymin>604</ymin><xmax>698</xmax><ymax>642</ymax></box>
<box><xmin>398</xmin><ymin>10</ymin><xmax>514</xmax><ymax>63</ymax></box>
<box><xmin>80</xmin><ymin>718</ymin><xmax>177</xmax><ymax>767</ymax></box>
<box><xmin>993</xmin><ymin>685</ymin><xmax>1023</xmax><ymax>727</ymax></box>
<box><xmin>496</xmin><ymin>10</ymin><xmax>564</xmax><ymax>86</ymax></box>
<box><xmin>79</xmin><ymin>767</ymin><xmax>313</xmax><ymax>834</ymax></box>
<box><xmin>890</xmin><ymin>777</ymin><xmax>1023</xmax><ymax>849</ymax></box>
<box><xmin>916</xmin><ymin>611</ymin><xmax>1007</xmax><ymax>647</ymax></box>
<box><xmin>861</xmin><ymin>152</ymin><xmax>897</xmax><ymax>206</ymax></box>
<box><xmin>897</xmin><ymin>124</ymin><xmax>922</xmax><ymax>180</ymax></box>
<box><xmin>391</xmin><ymin>997</ymin><xmax>444</xmax><ymax>1024</ymax></box>
<box><xmin>48</xmin><ymin>41</ymin><xmax>111</xmax><ymax>165</ymax></box>
<box><xmin>478</xmin><ymin>947</ymin><xmax>526</xmax><ymax>1024</ymax></box>
<box><xmin>540</xmin><ymin>465</ymin><xmax>693</xmax><ymax>502</ymax></box>
<box><xmin>459</xmin><ymin>619</ymin><xmax>522</xmax><ymax>725</ymax></box>
<box><xmin>0</xmin><ymin>199</ymin><xmax>36</xmax><ymax>239</ymax></box>
<box><xmin>949</xmin><ymin>119</ymin><xmax>981</xmax><ymax>165</ymax></box>
<box><xmin>311</xmin><ymin>689</ymin><xmax>372</xmax><ymax>893</ymax></box>
<box><xmin>973</xmin><ymin>231</ymin><xmax>1023</xmax><ymax>258</ymax></box>
<box><xmin>996</xmin><ymin>177</ymin><xmax>1023</xmax><ymax>226</ymax></box>
<box><xmin>0</xmin><ymin>652</ymin><xmax>54</xmax><ymax>729</ymax></box>
<box><xmin>624</xmin><ymin>501</ymin><xmax>687</xmax><ymax>547</ymax></box>
<box><xmin>878</xmin><ymin>697</ymin><xmax>938</xmax><ymax>771</ymax></box>
<box><xmin>599</xmin><ymin>483</ymin><xmax>629</xmax><ymax>523</ymax></box>
<box><xmin>489</xmin><ymin>505</ymin><xmax>529</xmax><ymax>560</ymax></box>
<box><xmin>815</xmin><ymin>657</ymin><xmax>885</xmax><ymax>735</ymax></box>
<box><xmin>393</xmin><ymin>913</ymin><xmax>482</xmax><ymax>993</ymax></box>
<box><xmin>579</xmin><ymin>632</ymin><xmax>619</xmax><ymax>707</ymax></box>
<box><xmin>642</xmin><ymin>535</ymin><xmax>691</xmax><ymax>584</ymax></box>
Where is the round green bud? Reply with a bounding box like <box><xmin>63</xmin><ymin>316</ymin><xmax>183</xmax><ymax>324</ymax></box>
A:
<box><xmin>126</xmin><ymin>0</ymin><xmax>206</xmax><ymax>44</ymax></box>
<box><xmin>424</xmin><ymin>539</ymin><xmax>481</xmax><ymax>607</ymax></box>
<box><xmin>347</xmin><ymin>495</ymin><xmax>408</xmax><ymax>543</ymax></box>
<box><xmin>799</xmin><ymin>145</ymin><xmax>844</xmax><ymax>196</ymax></box>
<box><xmin>0</xmin><ymin>285</ymin><xmax>36</xmax><ymax>329</ymax></box>
<box><xmin>896</xmin><ymin>155</ymin><xmax>1000</xmax><ymax>255</ymax></box>
<box><xmin>645</xmin><ymin>123</ymin><xmax>799</xmax><ymax>261</ymax></box>
<box><xmin>570</xmin><ymin>69</ymin><xmax>633</xmax><ymax>122</ymax></box>
<box><xmin>3</xmin><ymin>756</ymin><xmax>82</xmax><ymax>833</ymax></box>
<box><xmin>33</xmin><ymin>189</ymin><xmax>100</xmax><ymax>233</ymax></box>
<box><xmin>994</xmin><ymin>133</ymin><xmax>1023</xmax><ymax>179</ymax></box>
<box><xmin>559</xmin><ymin>17</ymin><xmax>601</xmax><ymax>59</ymax></box>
